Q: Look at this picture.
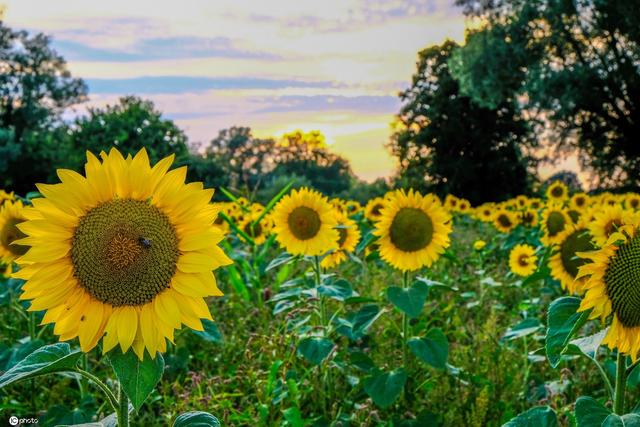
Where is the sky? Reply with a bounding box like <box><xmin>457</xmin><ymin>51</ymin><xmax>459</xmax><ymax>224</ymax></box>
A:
<box><xmin>2</xmin><ymin>0</ymin><xmax>583</xmax><ymax>184</ymax></box>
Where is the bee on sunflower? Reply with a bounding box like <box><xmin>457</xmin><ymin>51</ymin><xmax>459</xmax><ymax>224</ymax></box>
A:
<box><xmin>546</xmin><ymin>181</ymin><xmax>569</xmax><ymax>202</ymax></box>
<box><xmin>374</xmin><ymin>189</ymin><xmax>451</xmax><ymax>271</ymax></box>
<box><xmin>0</xmin><ymin>200</ymin><xmax>30</xmax><ymax>265</ymax></box>
<box><xmin>14</xmin><ymin>148</ymin><xmax>232</xmax><ymax>360</ymax></box>
<box><xmin>364</xmin><ymin>197</ymin><xmax>386</xmax><ymax>222</ymax></box>
<box><xmin>576</xmin><ymin>215</ymin><xmax>640</xmax><ymax>360</ymax></box>
<box><xmin>320</xmin><ymin>211</ymin><xmax>361</xmax><ymax>269</ymax></box>
<box><xmin>548</xmin><ymin>220</ymin><xmax>595</xmax><ymax>294</ymax></box>
<box><xmin>508</xmin><ymin>244</ymin><xmax>537</xmax><ymax>277</ymax></box>
<box><xmin>271</xmin><ymin>187</ymin><xmax>338</xmax><ymax>256</ymax></box>
<box><xmin>493</xmin><ymin>209</ymin><xmax>518</xmax><ymax>233</ymax></box>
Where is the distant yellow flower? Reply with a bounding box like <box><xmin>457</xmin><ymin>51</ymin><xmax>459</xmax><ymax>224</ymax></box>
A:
<box><xmin>321</xmin><ymin>211</ymin><xmax>361</xmax><ymax>269</ymax></box>
<box><xmin>473</xmin><ymin>240</ymin><xmax>486</xmax><ymax>251</ymax></box>
<box><xmin>475</xmin><ymin>204</ymin><xmax>494</xmax><ymax>222</ymax></box>
<box><xmin>508</xmin><ymin>244</ymin><xmax>537</xmax><ymax>277</ymax></box>
<box><xmin>493</xmin><ymin>210</ymin><xmax>518</xmax><ymax>233</ymax></box>
<box><xmin>546</xmin><ymin>181</ymin><xmax>568</xmax><ymax>202</ymax></box>
<box><xmin>14</xmin><ymin>148</ymin><xmax>231</xmax><ymax>360</ymax></box>
<box><xmin>515</xmin><ymin>195</ymin><xmax>529</xmax><ymax>209</ymax></box>
<box><xmin>0</xmin><ymin>200</ymin><xmax>29</xmax><ymax>264</ymax></box>
<box><xmin>570</xmin><ymin>193</ymin><xmax>589</xmax><ymax>210</ymax></box>
<box><xmin>0</xmin><ymin>190</ymin><xmax>15</xmax><ymax>206</ymax></box>
<box><xmin>365</xmin><ymin>197</ymin><xmax>386</xmax><ymax>222</ymax></box>
<box><xmin>541</xmin><ymin>204</ymin><xmax>571</xmax><ymax>245</ymax></box>
<box><xmin>588</xmin><ymin>204</ymin><xmax>633</xmax><ymax>247</ymax></box>
<box><xmin>374</xmin><ymin>189</ymin><xmax>452</xmax><ymax>271</ymax></box>
<box><xmin>272</xmin><ymin>187</ymin><xmax>338</xmax><ymax>256</ymax></box>
<box><xmin>238</xmin><ymin>210</ymin><xmax>270</xmax><ymax>245</ymax></box>
<box><xmin>518</xmin><ymin>208</ymin><xmax>539</xmax><ymax>228</ymax></box>
<box><xmin>625</xmin><ymin>193</ymin><xmax>640</xmax><ymax>211</ymax></box>
<box><xmin>444</xmin><ymin>194</ymin><xmax>459</xmax><ymax>211</ymax></box>
<box><xmin>549</xmin><ymin>221</ymin><xmax>594</xmax><ymax>294</ymax></box>
<box><xmin>345</xmin><ymin>200</ymin><xmax>361</xmax><ymax>215</ymax></box>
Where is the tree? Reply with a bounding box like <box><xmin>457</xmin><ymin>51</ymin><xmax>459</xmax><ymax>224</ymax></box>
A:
<box><xmin>0</xmin><ymin>21</ymin><xmax>87</xmax><ymax>192</ymax></box>
<box><xmin>389</xmin><ymin>40</ymin><xmax>535</xmax><ymax>205</ymax></box>
<box><xmin>452</xmin><ymin>0</ymin><xmax>640</xmax><ymax>188</ymax></box>
<box><xmin>66</xmin><ymin>96</ymin><xmax>189</xmax><ymax>171</ymax></box>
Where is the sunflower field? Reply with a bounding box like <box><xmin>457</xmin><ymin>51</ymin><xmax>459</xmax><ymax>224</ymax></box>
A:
<box><xmin>1</xmin><ymin>149</ymin><xmax>640</xmax><ymax>427</ymax></box>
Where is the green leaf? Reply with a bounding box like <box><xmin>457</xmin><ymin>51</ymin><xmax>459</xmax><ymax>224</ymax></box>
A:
<box><xmin>0</xmin><ymin>343</ymin><xmax>82</xmax><ymax>389</ymax></box>
<box><xmin>364</xmin><ymin>368</ymin><xmax>407</xmax><ymax>409</ymax></box>
<box><xmin>503</xmin><ymin>406</ymin><xmax>557</xmax><ymax>427</ymax></box>
<box><xmin>266</xmin><ymin>252</ymin><xmax>297</xmax><ymax>272</ymax></box>
<box><xmin>192</xmin><ymin>320</ymin><xmax>224</xmax><ymax>344</ymax></box>
<box><xmin>282</xmin><ymin>407</ymin><xmax>305</xmax><ymax>427</ymax></box>
<box><xmin>317</xmin><ymin>279</ymin><xmax>353</xmax><ymax>301</ymax></box>
<box><xmin>601</xmin><ymin>414</ymin><xmax>640</xmax><ymax>427</ymax></box>
<box><xmin>297</xmin><ymin>337</ymin><xmax>334</xmax><ymax>365</ymax></box>
<box><xmin>352</xmin><ymin>305</ymin><xmax>384</xmax><ymax>337</ymax></box>
<box><xmin>574</xmin><ymin>396</ymin><xmax>611</xmax><ymax>427</ymax></box>
<box><xmin>408</xmin><ymin>328</ymin><xmax>448</xmax><ymax>369</ymax></box>
<box><xmin>503</xmin><ymin>318</ymin><xmax>542</xmax><ymax>341</ymax></box>
<box><xmin>108</xmin><ymin>350</ymin><xmax>164</xmax><ymax>411</ymax></box>
<box><xmin>563</xmin><ymin>329</ymin><xmax>608</xmax><ymax>361</ymax></box>
<box><xmin>387</xmin><ymin>280</ymin><xmax>429</xmax><ymax>318</ymax></box>
<box><xmin>546</xmin><ymin>297</ymin><xmax>590</xmax><ymax>368</ymax></box>
<box><xmin>173</xmin><ymin>411</ymin><xmax>221</xmax><ymax>427</ymax></box>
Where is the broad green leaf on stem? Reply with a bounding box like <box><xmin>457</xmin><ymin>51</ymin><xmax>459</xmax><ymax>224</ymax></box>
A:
<box><xmin>563</xmin><ymin>329</ymin><xmax>608</xmax><ymax>361</ymax></box>
<box><xmin>408</xmin><ymin>328</ymin><xmax>448</xmax><ymax>370</ymax></box>
<box><xmin>0</xmin><ymin>343</ymin><xmax>82</xmax><ymax>389</ymax></box>
<box><xmin>108</xmin><ymin>350</ymin><xmax>164</xmax><ymax>411</ymax></box>
<box><xmin>349</xmin><ymin>351</ymin><xmax>375</xmax><ymax>372</ymax></box>
<box><xmin>352</xmin><ymin>305</ymin><xmax>385</xmax><ymax>337</ymax></box>
<box><xmin>266</xmin><ymin>252</ymin><xmax>297</xmax><ymax>272</ymax></box>
<box><xmin>387</xmin><ymin>281</ymin><xmax>429</xmax><ymax>318</ymax></box>
<box><xmin>503</xmin><ymin>406</ymin><xmax>557</xmax><ymax>427</ymax></box>
<box><xmin>574</xmin><ymin>396</ymin><xmax>611</xmax><ymax>427</ymax></box>
<box><xmin>192</xmin><ymin>320</ymin><xmax>224</xmax><ymax>345</ymax></box>
<box><xmin>415</xmin><ymin>276</ymin><xmax>458</xmax><ymax>292</ymax></box>
<box><xmin>282</xmin><ymin>407</ymin><xmax>305</xmax><ymax>427</ymax></box>
<box><xmin>364</xmin><ymin>368</ymin><xmax>407</xmax><ymax>409</ymax></box>
<box><xmin>502</xmin><ymin>318</ymin><xmax>542</xmax><ymax>342</ymax></box>
<box><xmin>317</xmin><ymin>279</ymin><xmax>354</xmax><ymax>301</ymax></box>
<box><xmin>173</xmin><ymin>411</ymin><xmax>221</xmax><ymax>427</ymax></box>
<box><xmin>297</xmin><ymin>337</ymin><xmax>334</xmax><ymax>365</ymax></box>
<box><xmin>601</xmin><ymin>414</ymin><xmax>640</xmax><ymax>427</ymax></box>
<box><xmin>546</xmin><ymin>297</ymin><xmax>590</xmax><ymax>368</ymax></box>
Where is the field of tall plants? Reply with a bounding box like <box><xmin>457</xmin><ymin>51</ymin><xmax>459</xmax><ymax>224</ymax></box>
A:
<box><xmin>1</xmin><ymin>149</ymin><xmax>640</xmax><ymax>427</ymax></box>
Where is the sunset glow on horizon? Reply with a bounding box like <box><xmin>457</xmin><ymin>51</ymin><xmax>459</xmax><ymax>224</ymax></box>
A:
<box><xmin>2</xmin><ymin>0</ymin><xmax>470</xmax><ymax>181</ymax></box>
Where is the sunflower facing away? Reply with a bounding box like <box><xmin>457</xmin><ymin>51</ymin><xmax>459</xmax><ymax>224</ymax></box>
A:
<box><xmin>272</xmin><ymin>187</ymin><xmax>338</xmax><ymax>256</ymax></box>
<box><xmin>374</xmin><ymin>189</ymin><xmax>452</xmax><ymax>271</ymax></box>
<box><xmin>14</xmin><ymin>148</ymin><xmax>232</xmax><ymax>360</ymax></box>
<box><xmin>321</xmin><ymin>211</ymin><xmax>361</xmax><ymax>269</ymax></box>
<box><xmin>508</xmin><ymin>244</ymin><xmax>537</xmax><ymax>277</ymax></box>
<box><xmin>0</xmin><ymin>200</ymin><xmax>30</xmax><ymax>264</ymax></box>
<box><xmin>576</xmin><ymin>216</ymin><xmax>640</xmax><ymax>360</ymax></box>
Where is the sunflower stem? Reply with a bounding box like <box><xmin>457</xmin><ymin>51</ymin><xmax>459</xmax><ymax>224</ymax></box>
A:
<box><xmin>117</xmin><ymin>383</ymin><xmax>130</xmax><ymax>427</ymax></box>
<box><xmin>402</xmin><ymin>270</ymin><xmax>409</xmax><ymax>370</ymax></box>
<box><xmin>76</xmin><ymin>368</ymin><xmax>118</xmax><ymax>412</ymax></box>
<box><xmin>614</xmin><ymin>352</ymin><xmax>627</xmax><ymax>414</ymax></box>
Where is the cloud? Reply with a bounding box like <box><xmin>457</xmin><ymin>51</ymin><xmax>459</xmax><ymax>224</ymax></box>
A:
<box><xmin>85</xmin><ymin>76</ymin><xmax>339</xmax><ymax>94</ymax></box>
<box><xmin>254</xmin><ymin>95</ymin><xmax>400</xmax><ymax>113</ymax></box>
<box><xmin>52</xmin><ymin>35</ymin><xmax>279</xmax><ymax>62</ymax></box>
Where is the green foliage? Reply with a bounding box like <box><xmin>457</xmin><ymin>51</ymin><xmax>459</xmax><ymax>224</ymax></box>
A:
<box><xmin>108</xmin><ymin>350</ymin><xmax>165</xmax><ymax>411</ymax></box>
<box><xmin>0</xmin><ymin>343</ymin><xmax>81</xmax><ymax>388</ymax></box>
<box><xmin>389</xmin><ymin>40</ymin><xmax>535</xmax><ymax>204</ymax></box>
<box><xmin>453</xmin><ymin>0</ymin><xmax>640</xmax><ymax>188</ymax></box>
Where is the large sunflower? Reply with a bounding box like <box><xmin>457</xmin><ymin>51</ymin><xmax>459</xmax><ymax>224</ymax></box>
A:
<box><xmin>321</xmin><ymin>211</ymin><xmax>361</xmax><ymax>269</ymax></box>
<box><xmin>493</xmin><ymin>209</ymin><xmax>518</xmax><ymax>233</ymax></box>
<box><xmin>14</xmin><ymin>148</ymin><xmax>231</xmax><ymax>360</ymax></box>
<box><xmin>374</xmin><ymin>189</ymin><xmax>451</xmax><ymax>271</ymax></box>
<box><xmin>577</xmin><ymin>217</ymin><xmax>640</xmax><ymax>360</ymax></box>
<box><xmin>546</xmin><ymin>181</ymin><xmax>569</xmax><ymax>202</ymax></box>
<box><xmin>271</xmin><ymin>187</ymin><xmax>338</xmax><ymax>256</ymax></box>
<box><xmin>508</xmin><ymin>244</ymin><xmax>537</xmax><ymax>277</ymax></box>
<box><xmin>549</xmin><ymin>221</ymin><xmax>595</xmax><ymax>294</ymax></box>
<box><xmin>365</xmin><ymin>197</ymin><xmax>386</xmax><ymax>222</ymax></box>
<box><xmin>0</xmin><ymin>200</ymin><xmax>30</xmax><ymax>264</ymax></box>
<box><xmin>540</xmin><ymin>204</ymin><xmax>571</xmax><ymax>245</ymax></box>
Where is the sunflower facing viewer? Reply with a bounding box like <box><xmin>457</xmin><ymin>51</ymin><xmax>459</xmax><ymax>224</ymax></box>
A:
<box><xmin>374</xmin><ymin>189</ymin><xmax>451</xmax><ymax>271</ymax></box>
<box><xmin>14</xmin><ymin>148</ymin><xmax>232</xmax><ymax>360</ymax></box>
<box><xmin>509</xmin><ymin>244</ymin><xmax>537</xmax><ymax>277</ymax></box>
<box><xmin>0</xmin><ymin>200</ymin><xmax>30</xmax><ymax>264</ymax></box>
<box><xmin>272</xmin><ymin>187</ymin><xmax>338</xmax><ymax>256</ymax></box>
